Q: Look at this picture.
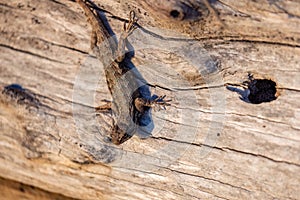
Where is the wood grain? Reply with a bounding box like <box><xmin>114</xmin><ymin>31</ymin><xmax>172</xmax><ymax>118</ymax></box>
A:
<box><xmin>0</xmin><ymin>0</ymin><xmax>299</xmax><ymax>199</ymax></box>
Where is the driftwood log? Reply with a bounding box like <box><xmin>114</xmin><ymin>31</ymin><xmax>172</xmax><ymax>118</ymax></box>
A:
<box><xmin>0</xmin><ymin>0</ymin><xmax>299</xmax><ymax>199</ymax></box>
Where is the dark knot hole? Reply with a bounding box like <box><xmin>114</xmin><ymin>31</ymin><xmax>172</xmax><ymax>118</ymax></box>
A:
<box><xmin>170</xmin><ymin>10</ymin><xmax>180</xmax><ymax>18</ymax></box>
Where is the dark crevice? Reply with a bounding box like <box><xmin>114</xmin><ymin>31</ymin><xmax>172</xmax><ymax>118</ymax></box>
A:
<box><xmin>149</xmin><ymin>82</ymin><xmax>225</xmax><ymax>91</ymax></box>
<box><xmin>163</xmin><ymin>167</ymin><xmax>252</xmax><ymax>194</ymax></box>
<box><xmin>278</xmin><ymin>87</ymin><xmax>300</xmax><ymax>93</ymax></box>
<box><xmin>147</xmin><ymin>83</ymin><xmax>175</xmax><ymax>91</ymax></box>
<box><xmin>152</xmin><ymin>136</ymin><xmax>223</xmax><ymax>150</ymax></box>
<box><xmin>226</xmin><ymin>38</ymin><xmax>300</xmax><ymax>48</ymax></box>
<box><xmin>31</xmin><ymin>37</ymin><xmax>88</xmax><ymax>55</ymax></box>
<box><xmin>221</xmin><ymin>147</ymin><xmax>300</xmax><ymax>167</ymax></box>
<box><xmin>153</xmin><ymin>136</ymin><xmax>300</xmax><ymax>167</ymax></box>
<box><xmin>49</xmin><ymin>0</ymin><xmax>66</xmax><ymax>6</ymax></box>
<box><xmin>199</xmin><ymin>36</ymin><xmax>300</xmax><ymax>48</ymax></box>
<box><xmin>0</xmin><ymin>44</ymin><xmax>67</xmax><ymax>64</ymax></box>
<box><xmin>172</xmin><ymin>84</ymin><xmax>225</xmax><ymax>91</ymax></box>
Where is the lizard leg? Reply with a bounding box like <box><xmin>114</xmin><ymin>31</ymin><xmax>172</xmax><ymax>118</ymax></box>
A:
<box><xmin>116</xmin><ymin>10</ymin><xmax>138</xmax><ymax>62</ymax></box>
<box><xmin>95</xmin><ymin>100</ymin><xmax>112</xmax><ymax>112</ymax></box>
<box><xmin>134</xmin><ymin>95</ymin><xmax>171</xmax><ymax>112</ymax></box>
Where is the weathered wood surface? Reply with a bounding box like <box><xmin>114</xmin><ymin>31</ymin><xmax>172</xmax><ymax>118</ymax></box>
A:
<box><xmin>0</xmin><ymin>0</ymin><xmax>299</xmax><ymax>199</ymax></box>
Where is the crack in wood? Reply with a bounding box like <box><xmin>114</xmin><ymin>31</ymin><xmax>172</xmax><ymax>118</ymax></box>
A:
<box><xmin>0</xmin><ymin>44</ymin><xmax>67</xmax><ymax>64</ymax></box>
<box><xmin>163</xmin><ymin>167</ymin><xmax>252</xmax><ymax>193</ymax></box>
<box><xmin>29</xmin><ymin>37</ymin><xmax>88</xmax><ymax>55</ymax></box>
<box><xmin>221</xmin><ymin>147</ymin><xmax>300</xmax><ymax>167</ymax></box>
<box><xmin>149</xmin><ymin>136</ymin><xmax>300</xmax><ymax>167</ymax></box>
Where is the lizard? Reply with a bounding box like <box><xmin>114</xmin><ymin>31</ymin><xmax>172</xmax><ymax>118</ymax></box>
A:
<box><xmin>76</xmin><ymin>0</ymin><xmax>170</xmax><ymax>145</ymax></box>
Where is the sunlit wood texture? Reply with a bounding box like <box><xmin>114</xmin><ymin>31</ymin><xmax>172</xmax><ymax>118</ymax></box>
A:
<box><xmin>0</xmin><ymin>0</ymin><xmax>299</xmax><ymax>199</ymax></box>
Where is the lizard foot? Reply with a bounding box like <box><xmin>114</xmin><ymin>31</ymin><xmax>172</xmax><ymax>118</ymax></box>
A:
<box><xmin>123</xmin><ymin>10</ymin><xmax>138</xmax><ymax>36</ymax></box>
<box><xmin>134</xmin><ymin>95</ymin><xmax>171</xmax><ymax>112</ymax></box>
<box><xmin>151</xmin><ymin>95</ymin><xmax>172</xmax><ymax>110</ymax></box>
